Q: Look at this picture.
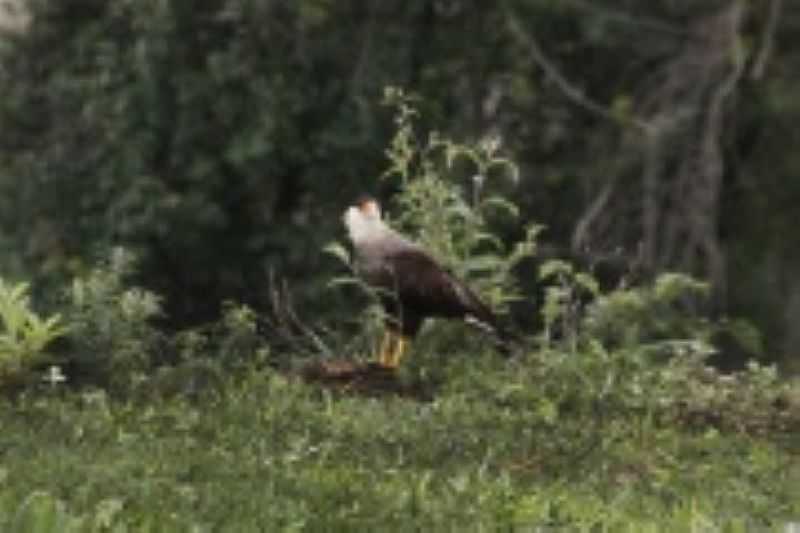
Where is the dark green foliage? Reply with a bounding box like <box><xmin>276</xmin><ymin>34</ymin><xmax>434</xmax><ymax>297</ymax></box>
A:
<box><xmin>54</xmin><ymin>248</ymin><xmax>276</xmax><ymax>395</ymax></box>
<box><xmin>0</xmin><ymin>0</ymin><xmax>390</xmax><ymax>325</ymax></box>
<box><xmin>0</xmin><ymin>0</ymin><xmax>798</xmax><ymax>365</ymax></box>
<box><xmin>60</xmin><ymin>248</ymin><xmax>163</xmax><ymax>390</ymax></box>
<box><xmin>581</xmin><ymin>272</ymin><xmax>712</xmax><ymax>353</ymax></box>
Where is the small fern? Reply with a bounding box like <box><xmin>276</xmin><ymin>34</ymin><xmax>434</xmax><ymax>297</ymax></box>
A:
<box><xmin>0</xmin><ymin>278</ymin><xmax>67</xmax><ymax>385</ymax></box>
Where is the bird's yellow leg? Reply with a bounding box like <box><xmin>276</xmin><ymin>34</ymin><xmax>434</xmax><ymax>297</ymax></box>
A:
<box><xmin>387</xmin><ymin>335</ymin><xmax>408</xmax><ymax>368</ymax></box>
<box><xmin>377</xmin><ymin>329</ymin><xmax>395</xmax><ymax>367</ymax></box>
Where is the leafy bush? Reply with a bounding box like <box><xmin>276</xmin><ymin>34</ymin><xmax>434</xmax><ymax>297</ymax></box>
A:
<box><xmin>582</xmin><ymin>272</ymin><xmax>712</xmax><ymax>354</ymax></box>
<box><xmin>0</xmin><ymin>278</ymin><xmax>66</xmax><ymax>388</ymax></box>
<box><xmin>380</xmin><ymin>87</ymin><xmax>540</xmax><ymax>314</ymax></box>
<box><xmin>0</xmin><ymin>246</ymin><xmax>275</xmax><ymax>396</ymax></box>
<box><xmin>327</xmin><ymin>87</ymin><xmax>540</xmax><ymax>364</ymax></box>
<box><xmin>537</xmin><ymin>258</ymin><xmax>600</xmax><ymax>353</ymax></box>
<box><xmin>61</xmin><ymin>248</ymin><xmax>162</xmax><ymax>391</ymax></box>
<box><xmin>169</xmin><ymin>301</ymin><xmax>266</xmax><ymax>367</ymax></box>
<box><xmin>149</xmin><ymin>301</ymin><xmax>271</xmax><ymax>399</ymax></box>
<box><xmin>535</xmin><ymin>261</ymin><xmax>797</xmax><ymax>437</ymax></box>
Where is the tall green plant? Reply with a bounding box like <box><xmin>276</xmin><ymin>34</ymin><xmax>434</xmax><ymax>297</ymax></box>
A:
<box><xmin>380</xmin><ymin>87</ymin><xmax>541</xmax><ymax>314</ymax></box>
<box><xmin>0</xmin><ymin>278</ymin><xmax>66</xmax><ymax>386</ymax></box>
<box><xmin>327</xmin><ymin>87</ymin><xmax>541</xmax><ymax>358</ymax></box>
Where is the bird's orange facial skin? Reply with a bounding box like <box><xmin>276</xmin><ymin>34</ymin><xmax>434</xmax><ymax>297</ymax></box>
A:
<box><xmin>358</xmin><ymin>198</ymin><xmax>381</xmax><ymax>219</ymax></box>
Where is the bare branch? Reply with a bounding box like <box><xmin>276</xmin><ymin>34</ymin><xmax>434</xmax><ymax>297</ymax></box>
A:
<box><xmin>279</xmin><ymin>278</ymin><xmax>333</xmax><ymax>357</ymax></box>
<box><xmin>693</xmin><ymin>2</ymin><xmax>747</xmax><ymax>307</ymax></box>
<box><xmin>504</xmin><ymin>6</ymin><xmax>649</xmax><ymax>132</ymax></box>
<box><xmin>563</xmin><ymin>0</ymin><xmax>688</xmax><ymax>37</ymax></box>
<box><xmin>640</xmin><ymin>128</ymin><xmax>665</xmax><ymax>271</ymax></box>
<box><xmin>560</xmin><ymin>1</ymin><xmax>747</xmax><ymax>312</ymax></box>
<box><xmin>571</xmin><ymin>172</ymin><xmax>620</xmax><ymax>253</ymax></box>
<box><xmin>349</xmin><ymin>3</ymin><xmax>379</xmax><ymax>95</ymax></box>
<box><xmin>750</xmin><ymin>0</ymin><xmax>782</xmax><ymax>80</ymax></box>
<box><xmin>266</xmin><ymin>269</ymin><xmax>333</xmax><ymax>357</ymax></box>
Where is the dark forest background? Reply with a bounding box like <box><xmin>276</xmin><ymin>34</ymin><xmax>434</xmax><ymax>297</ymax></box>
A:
<box><xmin>0</xmin><ymin>0</ymin><xmax>797</xmax><ymax>370</ymax></box>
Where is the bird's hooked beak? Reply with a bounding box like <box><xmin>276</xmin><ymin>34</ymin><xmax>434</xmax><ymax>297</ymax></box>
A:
<box><xmin>343</xmin><ymin>197</ymin><xmax>381</xmax><ymax>228</ymax></box>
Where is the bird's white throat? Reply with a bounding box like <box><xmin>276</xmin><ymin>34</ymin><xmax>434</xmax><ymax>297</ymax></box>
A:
<box><xmin>343</xmin><ymin>206</ymin><xmax>386</xmax><ymax>244</ymax></box>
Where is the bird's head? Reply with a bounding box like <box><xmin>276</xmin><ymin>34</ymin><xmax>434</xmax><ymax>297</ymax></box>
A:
<box><xmin>343</xmin><ymin>195</ymin><xmax>384</xmax><ymax>243</ymax></box>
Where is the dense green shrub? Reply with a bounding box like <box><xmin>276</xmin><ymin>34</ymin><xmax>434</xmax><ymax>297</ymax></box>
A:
<box><xmin>61</xmin><ymin>248</ymin><xmax>162</xmax><ymax>390</ymax></box>
<box><xmin>326</xmin><ymin>88</ymin><xmax>540</xmax><ymax>366</ymax></box>
<box><xmin>0</xmin><ymin>0</ymin><xmax>391</xmax><ymax>327</ymax></box>
<box><xmin>149</xmin><ymin>301</ymin><xmax>270</xmax><ymax>398</ymax></box>
<box><xmin>582</xmin><ymin>272</ymin><xmax>712</xmax><ymax>352</ymax></box>
<box><xmin>53</xmin><ymin>248</ymin><xmax>275</xmax><ymax>395</ymax></box>
<box><xmin>380</xmin><ymin>88</ymin><xmax>539</xmax><ymax>313</ymax></box>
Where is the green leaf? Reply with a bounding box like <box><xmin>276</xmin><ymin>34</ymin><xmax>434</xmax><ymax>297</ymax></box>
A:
<box><xmin>653</xmin><ymin>273</ymin><xmax>708</xmax><ymax>302</ymax></box>
<box><xmin>323</xmin><ymin>242</ymin><xmax>351</xmax><ymax>266</ymax></box>
<box><xmin>721</xmin><ymin>318</ymin><xmax>764</xmax><ymax>357</ymax></box>
<box><xmin>574</xmin><ymin>272</ymin><xmax>600</xmax><ymax>297</ymax></box>
<box><xmin>480</xmin><ymin>196</ymin><xmax>520</xmax><ymax>219</ymax></box>
<box><xmin>462</xmin><ymin>255</ymin><xmax>503</xmax><ymax>273</ymax></box>
<box><xmin>538</xmin><ymin>259</ymin><xmax>573</xmax><ymax>281</ymax></box>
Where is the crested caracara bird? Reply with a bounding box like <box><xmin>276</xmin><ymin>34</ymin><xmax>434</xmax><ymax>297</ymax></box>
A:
<box><xmin>343</xmin><ymin>196</ymin><xmax>507</xmax><ymax>368</ymax></box>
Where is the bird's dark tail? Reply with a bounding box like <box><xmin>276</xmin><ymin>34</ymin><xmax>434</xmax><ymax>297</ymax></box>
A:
<box><xmin>460</xmin><ymin>286</ymin><xmax>521</xmax><ymax>357</ymax></box>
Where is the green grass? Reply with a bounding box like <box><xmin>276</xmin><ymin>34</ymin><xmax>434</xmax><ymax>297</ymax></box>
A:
<box><xmin>0</xmin><ymin>352</ymin><xmax>798</xmax><ymax>531</ymax></box>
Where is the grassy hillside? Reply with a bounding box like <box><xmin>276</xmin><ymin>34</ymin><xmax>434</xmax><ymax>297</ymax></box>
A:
<box><xmin>1</xmin><ymin>350</ymin><xmax>798</xmax><ymax>531</ymax></box>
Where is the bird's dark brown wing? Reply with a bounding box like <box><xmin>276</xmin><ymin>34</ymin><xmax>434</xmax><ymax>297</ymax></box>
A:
<box><xmin>378</xmin><ymin>248</ymin><xmax>501</xmax><ymax>335</ymax></box>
